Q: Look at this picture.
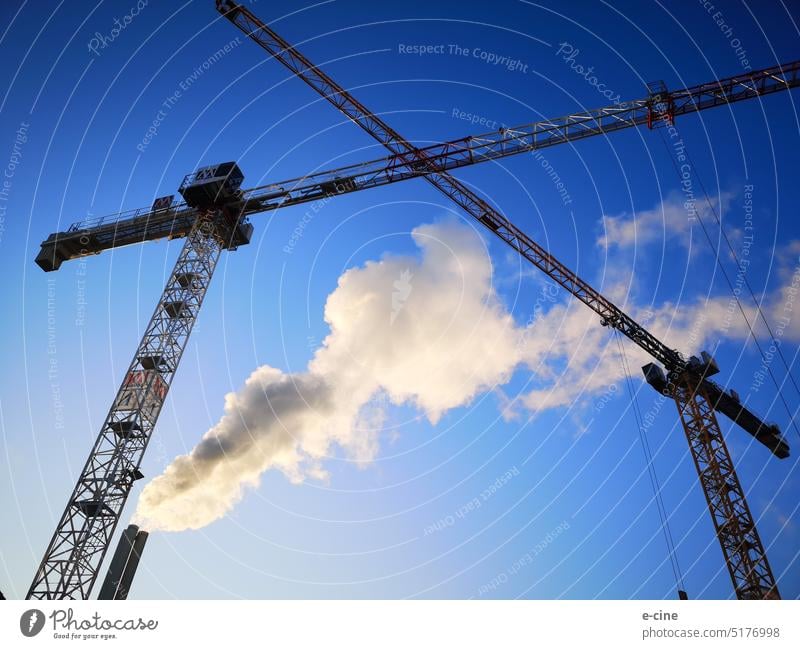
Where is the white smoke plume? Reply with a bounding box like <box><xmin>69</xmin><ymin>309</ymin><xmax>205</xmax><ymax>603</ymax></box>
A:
<box><xmin>134</xmin><ymin>221</ymin><xmax>527</xmax><ymax>531</ymax></box>
<box><xmin>133</xmin><ymin>217</ymin><xmax>800</xmax><ymax>532</ymax></box>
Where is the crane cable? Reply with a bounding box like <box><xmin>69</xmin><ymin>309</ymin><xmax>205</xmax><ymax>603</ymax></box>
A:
<box><xmin>685</xmin><ymin>142</ymin><xmax>800</xmax><ymax>402</ymax></box>
<box><xmin>614</xmin><ymin>331</ymin><xmax>686</xmax><ymax>595</ymax></box>
<box><xmin>656</xmin><ymin>128</ymin><xmax>800</xmax><ymax>442</ymax></box>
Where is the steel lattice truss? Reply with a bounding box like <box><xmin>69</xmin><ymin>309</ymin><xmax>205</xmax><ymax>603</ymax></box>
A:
<box><xmin>217</xmin><ymin>0</ymin><xmax>791</xmax><ymax>599</ymax></box>
<box><xmin>28</xmin><ymin>214</ymin><xmax>225</xmax><ymax>599</ymax></box>
<box><xmin>672</xmin><ymin>376</ymin><xmax>779</xmax><ymax>599</ymax></box>
<box><xmin>35</xmin><ymin>55</ymin><xmax>800</xmax><ymax>271</ymax></box>
<box><xmin>216</xmin><ymin>0</ymin><xmax>789</xmax><ymax>378</ymax></box>
<box><xmin>216</xmin><ymin>1</ymin><xmax>689</xmax><ymax>381</ymax></box>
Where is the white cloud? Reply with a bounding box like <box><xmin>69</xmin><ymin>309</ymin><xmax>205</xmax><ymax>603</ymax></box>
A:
<box><xmin>134</xmin><ymin>219</ymin><xmax>800</xmax><ymax>532</ymax></box>
<box><xmin>597</xmin><ymin>191</ymin><xmax>732</xmax><ymax>251</ymax></box>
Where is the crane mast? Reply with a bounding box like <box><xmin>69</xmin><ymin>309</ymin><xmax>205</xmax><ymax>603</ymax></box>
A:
<box><xmin>673</xmin><ymin>375</ymin><xmax>779</xmax><ymax>599</ymax></box>
<box><xmin>28</xmin><ymin>177</ymin><xmax>251</xmax><ymax>598</ymax></box>
<box><xmin>217</xmin><ymin>0</ymin><xmax>785</xmax><ymax>598</ymax></box>
<box><xmin>26</xmin><ymin>1</ymin><xmax>797</xmax><ymax>599</ymax></box>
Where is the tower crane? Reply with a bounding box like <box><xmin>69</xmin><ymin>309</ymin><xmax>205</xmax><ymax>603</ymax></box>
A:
<box><xmin>215</xmin><ymin>1</ymin><xmax>798</xmax><ymax>599</ymax></box>
<box><xmin>26</xmin><ymin>0</ymin><xmax>799</xmax><ymax>600</ymax></box>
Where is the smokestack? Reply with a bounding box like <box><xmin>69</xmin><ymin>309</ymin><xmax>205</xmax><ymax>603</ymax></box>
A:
<box><xmin>116</xmin><ymin>529</ymin><xmax>148</xmax><ymax>600</ymax></box>
<box><xmin>98</xmin><ymin>524</ymin><xmax>148</xmax><ymax>600</ymax></box>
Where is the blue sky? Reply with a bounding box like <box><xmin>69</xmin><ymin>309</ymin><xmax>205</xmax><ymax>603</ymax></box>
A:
<box><xmin>1</xmin><ymin>0</ymin><xmax>799</xmax><ymax>600</ymax></box>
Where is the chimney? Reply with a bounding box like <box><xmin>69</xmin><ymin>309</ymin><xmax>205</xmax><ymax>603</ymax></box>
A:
<box><xmin>98</xmin><ymin>524</ymin><xmax>148</xmax><ymax>600</ymax></box>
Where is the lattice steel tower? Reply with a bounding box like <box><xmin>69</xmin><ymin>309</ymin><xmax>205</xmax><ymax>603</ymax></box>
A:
<box><xmin>28</xmin><ymin>166</ymin><xmax>252</xmax><ymax>599</ymax></box>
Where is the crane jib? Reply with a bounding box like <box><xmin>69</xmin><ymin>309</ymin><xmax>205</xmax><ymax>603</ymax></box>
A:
<box><xmin>215</xmin><ymin>0</ymin><xmax>789</xmax><ymax>600</ymax></box>
<box><xmin>35</xmin><ymin>59</ymin><xmax>800</xmax><ymax>271</ymax></box>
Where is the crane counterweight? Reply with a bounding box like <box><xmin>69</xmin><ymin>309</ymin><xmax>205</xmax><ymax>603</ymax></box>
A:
<box><xmin>643</xmin><ymin>360</ymin><xmax>790</xmax><ymax>459</ymax></box>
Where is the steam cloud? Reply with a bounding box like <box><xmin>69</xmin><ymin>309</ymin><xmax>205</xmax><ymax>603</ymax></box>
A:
<box><xmin>134</xmin><ymin>216</ymin><xmax>800</xmax><ymax>532</ymax></box>
<box><xmin>134</xmin><ymin>222</ymin><xmax>528</xmax><ymax>531</ymax></box>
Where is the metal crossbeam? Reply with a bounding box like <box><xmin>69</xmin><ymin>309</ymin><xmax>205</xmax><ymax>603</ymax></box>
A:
<box><xmin>35</xmin><ymin>55</ymin><xmax>800</xmax><ymax>271</ymax></box>
<box><xmin>217</xmin><ymin>0</ymin><xmax>685</xmax><ymax>373</ymax></box>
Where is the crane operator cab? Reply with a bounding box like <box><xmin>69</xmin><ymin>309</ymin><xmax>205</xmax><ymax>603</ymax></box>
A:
<box><xmin>179</xmin><ymin>161</ymin><xmax>253</xmax><ymax>250</ymax></box>
<box><xmin>179</xmin><ymin>161</ymin><xmax>244</xmax><ymax>207</ymax></box>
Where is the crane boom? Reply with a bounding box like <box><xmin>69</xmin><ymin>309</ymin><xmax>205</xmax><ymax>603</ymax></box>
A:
<box><xmin>217</xmin><ymin>0</ymin><xmax>787</xmax><ymax>598</ymax></box>
<box><xmin>213</xmin><ymin>0</ymin><xmax>788</xmax><ymax>450</ymax></box>
<box><xmin>35</xmin><ymin>57</ymin><xmax>800</xmax><ymax>272</ymax></box>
